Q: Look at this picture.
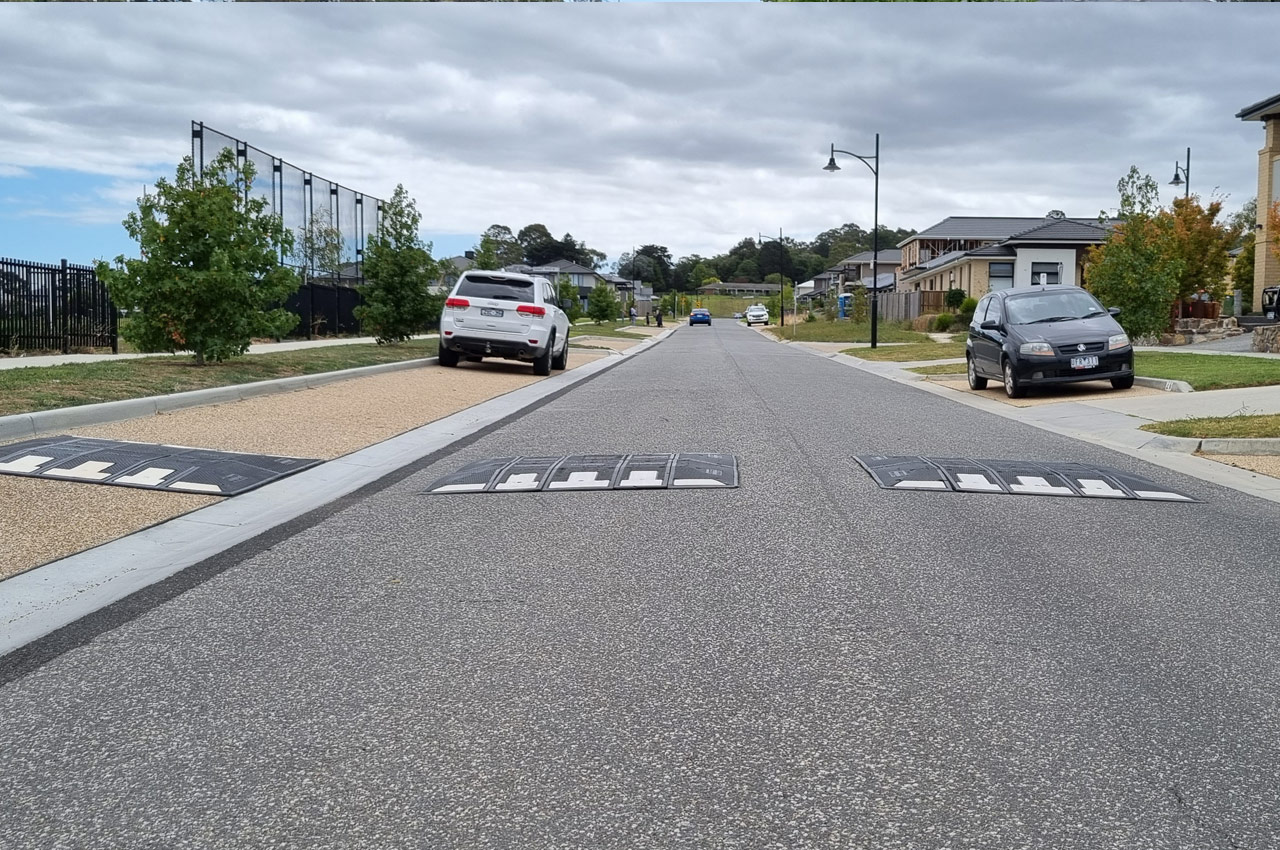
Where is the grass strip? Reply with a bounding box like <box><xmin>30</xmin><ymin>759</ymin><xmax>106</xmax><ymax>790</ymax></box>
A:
<box><xmin>1131</xmin><ymin>352</ymin><xmax>1280</xmax><ymax>391</ymax></box>
<box><xmin>843</xmin><ymin>341</ymin><xmax>967</xmax><ymax>362</ymax></box>
<box><xmin>1140</xmin><ymin>413</ymin><xmax>1280</xmax><ymax>439</ymax></box>
<box><xmin>0</xmin><ymin>339</ymin><xmax>438</xmax><ymax>417</ymax></box>
<box><xmin>569</xmin><ymin>322</ymin><xmax>651</xmax><ymax>339</ymax></box>
<box><xmin>763</xmin><ymin>321</ymin><xmax>930</xmax><ymax>344</ymax></box>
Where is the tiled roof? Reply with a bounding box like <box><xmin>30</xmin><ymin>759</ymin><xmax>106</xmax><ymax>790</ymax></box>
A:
<box><xmin>1237</xmin><ymin>92</ymin><xmax>1280</xmax><ymax>122</ymax></box>
<box><xmin>1004</xmin><ymin>218</ymin><xmax>1112</xmax><ymax>242</ymax></box>
<box><xmin>837</xmin><ymin>249</ymin><xmax>903</xmax><ymax>266</ymax></box>
<box><xmin>968</xmin><ymin>244</ymin><xmax>1017</xmax><ymax>258</ymax></box>
<box><xmin>901</xmin><ymin>216</ymin><xmax>1100</xmax><ymax>244</ymax></box>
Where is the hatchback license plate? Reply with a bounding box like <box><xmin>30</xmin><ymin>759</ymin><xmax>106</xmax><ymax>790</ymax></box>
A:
<box><xmin>480</xmin><ymin>308</ymin><xmax>504</xmax><ymax>318</ymax></box>
<box><xmin>1071</xmin><ymin>355</ymin><xmax>1099</xmax><ymax>369</ymax></box>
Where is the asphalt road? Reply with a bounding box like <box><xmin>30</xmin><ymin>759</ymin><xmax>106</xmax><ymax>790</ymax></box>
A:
<box><xmin>3</xmin><ymin>321</ymin><xmax>1279</xmax><ymax>849</ymax></box>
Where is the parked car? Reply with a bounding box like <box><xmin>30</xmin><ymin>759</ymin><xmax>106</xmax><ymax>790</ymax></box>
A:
<box><xmin>745</xmin><ymin>305</ymin><xmax>769</xmax><ymax>326</ymax></box>
<box><xmin>438</xmin><ymin>270</ymin><xmax>570</xmax><ymax>376</ymax></box>
<box><xmin>689</xmin><ymin>308</ymin><xmax>712</xmax><ymax>326</ymax></box>
<box><xmin>966</xmin><ymin>286</ymin><xmax>1133</xmax><ymax>399</ymax></box>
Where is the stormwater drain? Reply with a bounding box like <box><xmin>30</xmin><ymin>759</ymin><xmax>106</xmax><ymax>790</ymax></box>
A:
<box><xmin>0</xmin><ymin>435</ymin><xmax>322</xmax><ymax>496</ymax></box>
<box><xmin>426</xmin><ymin>453</ymin><xmax>739</xmax><ymax>493</ymax></box>
<box><xmin>854</xmin><ymin>456</ymin><xmax>1197</xmax><ymax>502</ymax></box>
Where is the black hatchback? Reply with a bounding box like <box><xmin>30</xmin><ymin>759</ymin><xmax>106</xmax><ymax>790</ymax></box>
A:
<box><xmin>966</xmin><ymin>286</ymin><xmax>1134</xmax><ymax>398</ymax></box>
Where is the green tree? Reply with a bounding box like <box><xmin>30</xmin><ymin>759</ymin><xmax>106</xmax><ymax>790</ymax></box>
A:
<box><xmin>354</xmin><ymin>184</ymin><xmax>440</xmax><ymax>343</ymax></box>
<box><xmin>481</xmin><ymin>224</ymin><xmax>523</xmax><ymax>268</ymax></box>
<box><xmin>471</xmin><ymin>234</ymin><xmax>500</xmax><ymax>271</ymax></box>
<box><xmin>586</xmin><ymin>281</ymin><xmax>618</xmax><ymax>324</ymax></box>
<box><xmin>1231</xmin><ymin>237</ymin><xmax>1255</xmax><ymax>313</ymax></box>
<box><xmin>688</xmin><ymin>262</ymin><xmax>716</xmax><ymax>290</ymax></box>
<box><xmin>734</xmin><ymin>258</ymin><xmax>760</xmax><ymax>281</ymax></box>
<box><xmin>1168</xmin><ymin>197</ymin><xmax>1240</xmax><ymax>305</ymax></box>
<box><xmin>556</xmin><ymin>274</ymin><xmax>582</xmax><ymax>323</ymax></box>
<box><xmin>1085</xmin><ymin>214</ymin><xmax>1182</xmax><ymax>339</ymax></box>
<box><xmin>96</xmin><ymin>148</ymin><xmax>300</xmax><ymax>365</ymax></box>
<box><xmin>294</xmin><ymin>205</ymin><xmax>346</xmax><ymax>284</ymax></box>
<box><xmin>945</xmin><ymin>287</ymin><xmax>966</xmax><ymax>312</ymax></box>
<box><xmin>851</xmin><ymin>287</ymin><xmax>869</xmax><ymax>324</ymax></box>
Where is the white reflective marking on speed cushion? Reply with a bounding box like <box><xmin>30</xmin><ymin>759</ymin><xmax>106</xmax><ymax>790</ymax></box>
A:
<box><xmin>431</xmin><ymin>483</ymin><xmax>488</xmax><ymax>493</ymax></box>
<box><xmin>169</xmin><ymin>481</ymin><xmax>224</xmax><ymax>493</ymax></box>
<box><xmin>956</xmin><ymin>473</ymin><xmax>1002</xmax><ymax>492</ymax></box>
<box><xmin>618</xmin><ymin>470</ymin><xmax>663</xmax><ymax>487</ymax></box>
<box><xmin>892</xmin><ymin>480</ymin><xmax>947</xmax><ymax>489</ymax></box>
<box><xmin>495</xmin><ymin>472</ymin><xmax>541</xmax><ymax>491</ymax></box>
<box><xmin>0</xmin><ymin>455</ymin><xmax>54</xmax><ymax>474</ymax></box>
<box><xmin>45</xmin><ymin>461</ymin><xmax>114</xmax><ymax>481</ymax></box>
<box><xmin>1008</xmin><ymin>475</ymin><xmax>1073</xmax><ymax>496</ymax></box>
<box><xmin>672</xmin><ymin>478</ymin><xmax>725</xmax><ymax>487</ymax></box>
<box><xmin>1133</xmin><ymin>490</ymin><xmax>1193</xmax><ymax>501</ymax></box>
<box><xmin>115</xmin><ymin>467</ymin><xmax>176</xmax><ymax>487</ymax></box>
<box><xmin>548</xmin><ymin>471</ymin><xmax>611</xmax><ymax>489</ymax></box>
<box><xmin>1077</xmin><ymin>478</ymin><xmax>1129</xmax><ymax>498</ymax></box>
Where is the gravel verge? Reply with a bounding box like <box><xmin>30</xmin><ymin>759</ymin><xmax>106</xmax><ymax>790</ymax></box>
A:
<box><xmin>0</xmin><ymin>351</ymin><xmax>614</xmax><ymax>579</ymax></box>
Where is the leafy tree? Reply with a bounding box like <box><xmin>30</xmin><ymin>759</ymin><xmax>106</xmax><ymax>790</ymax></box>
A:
<box><xmin>97</xmin><ymin>148</ymin><xmax>300</xmax><ymax>365</ymax></box>
<box><xmin>1228</xmin><ymin>197</ymin><xmax>1258</xmax><ymax>246</ymax></box>
<box><xmin>586</xmin><ymin>281</ymin><xmax>618</xmax><ymax>324</ymax></box>
<box><xmin>354</xmin><ymin>184</ymin><xmax>440</xmax><ymax>343</ymax></box>
<box><xmin>1084</xmin><ymin>167</ymin><xmax>1188</xmax><ymax>339</ymax></box>
<box><xmin>471</xmin><ymin>234</ymin><xmax>501</xmax><ymax>271</ymax></box>
<box><xmin>1168</xmin><ymin>196</ymin><xmax>1240</xmax><ymax>304</ymax></box>
<box><xmin>482</xmin><ymin>224</ymin><xmax>523</xmax><ymax>268</ymax></box>
<box><xmin>945</xmin><ymin>287</ymin><xmax>966</xmax><ymax>312</ymax></box>
<box><xmin>556</xmin><ymin>274</ymin><xmax>582</xmax><ymax>323</ymax></box>
<box><xmin>734</xmin><ymin>258</ymin><xmax>760</xmax><ymax>281</ymax></box>
<box><xmin>517</xmin><ymin>223</ymin><xmax>558</xmax><ymax>265</ymax></box>
<box><xmin>636</xmin><ymin>244</ymin><xmax>673</xmax><ymax>290</ymax></box>
<box><xmin>294</xmin><ymin>205</ymin><xmax>346</xmax><ymax>283</ymax></box>
<box><xmin>688</xmin><ymin>261</ymin><xmax>717</xmax><ymax>290</ymax></box>
<box><xmin>851</xmin><ymin>286</ymin><xmax>869</xmax><ymax>324</ymax></box>
<box><xmin>1232</xmin><ymin>237</ymin><xmax>1255</xmax><ymax>312</ymax></box>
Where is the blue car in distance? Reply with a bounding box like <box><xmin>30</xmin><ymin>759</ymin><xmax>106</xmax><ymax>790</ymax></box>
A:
<box><xmin>689</xmin><ymin>308</ymin><xmax>712</xmax><ymax>326</ymax></box>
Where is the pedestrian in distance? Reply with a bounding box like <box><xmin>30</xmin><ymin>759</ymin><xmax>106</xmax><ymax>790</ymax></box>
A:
<box><xmin>630</xmin><ymin>305</ymin><xmax>637</xmax><ymax>325</ymax></box>
<box><xmin>655</xmin><ymin>309</ymin><xmax>663</xmax><ymax>327</ymax></box>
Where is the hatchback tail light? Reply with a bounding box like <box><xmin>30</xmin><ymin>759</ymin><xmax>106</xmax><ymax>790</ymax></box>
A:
<box><xmin>445</xmin><ymin>297</ymin><xmax>470</xmax><ymax>309</ymax></box>
<box><xmin>517</xmin><ymin>304</ymin><xmax>546</xmax><ymax>317</ymax></box>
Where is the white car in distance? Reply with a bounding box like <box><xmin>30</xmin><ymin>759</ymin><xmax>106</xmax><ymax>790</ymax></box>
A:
<box><xmin>744</xmin><ymin>304</ymin><xmax>770</xmax><ymax>326</ymax></box>
<box><xmin>439</xmin><ymin>270</ymin><xmax>570</xmax><ymax>375</ymax></box>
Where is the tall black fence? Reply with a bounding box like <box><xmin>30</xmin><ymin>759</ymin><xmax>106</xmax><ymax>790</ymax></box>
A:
<box><xmin>0</xmin><ymin>258</ymin><xmax>118</xmax><ymax>353</ymax></box>
<box><xmin>284</xmin><ymin>281</ymin><xmax>363</xmax><ymax>338</ymax></box>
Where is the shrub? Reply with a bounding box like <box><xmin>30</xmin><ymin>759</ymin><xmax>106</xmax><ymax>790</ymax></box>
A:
<box><xmin>958</xmin><ymin>296</ymin><xmax>978</xmax><ymax>327</ymax></box>
<box><xmin>945</xmin><ymin>288</ymin><xmax>966</xmax><ymax>312</ymax></box>
<box><xmin>933</xmin><ymin>313</ymin><xmax>955</xmax><ymax>332</ymax></box>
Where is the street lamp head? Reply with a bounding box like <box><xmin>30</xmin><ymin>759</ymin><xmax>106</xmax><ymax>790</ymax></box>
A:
<box><xmin>823</xmin><ymin>156</ymin><xmax>840</xmax><ymax>173</ymax></box>
<box><xmin>1169</xmin><ymin>165</ymin><xmax>1184</xmax><ymax>188</ymax></box>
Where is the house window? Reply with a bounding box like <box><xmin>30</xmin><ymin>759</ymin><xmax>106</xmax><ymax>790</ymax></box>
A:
<box><xmin>1031</xmin><ymin>262</ymin><xmax>1061</xmax><ymax>286</ymax></box>
<box><xmin>989</xmin><ymin>262</ymin><xmax>1013</xmax><ymax>291</ymax></box>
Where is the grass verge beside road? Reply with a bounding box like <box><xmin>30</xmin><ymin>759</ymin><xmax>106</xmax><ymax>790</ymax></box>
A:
<box><xmin>844</xmin><ymin>341</ymin><xmax>966</xmax><ymax>362</ymax></box>
<box><xmin>0</xmin><ymin>339</ymin><xmax>438</xmax><ymax>417</ymax></box>
<box><xmin>1141</xmin><ymin>414</ymin><xmax>1280</xmax><ymax>439</ymax></box>
<box><xmin>905</xmin><ymin>351</ymin><xmax>1280</xmax><ymax>390</ymax></box>
<box><xmin>764</xmin><ymin>320</ymin><xmax>930</xmax><ymax>344</ymax></box>
<box><xmin>569</xmin><ymin>321</ymin><xmax>651</xmax><ymax>339</ymax></box>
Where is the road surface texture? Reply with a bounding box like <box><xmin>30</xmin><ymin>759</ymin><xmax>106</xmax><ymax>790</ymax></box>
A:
<box><xmin>2</xmin><ymin>322</ymin><xmax>1278</xmax><ymax>849</ymax></box>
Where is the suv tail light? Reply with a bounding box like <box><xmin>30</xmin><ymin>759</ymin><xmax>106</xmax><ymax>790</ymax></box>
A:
<box><xmin>517</xmin><ymin>304</ymin><xmax>546</xmax><ymax>317</ymax></box>
<box><xmin>445</xmin><ymin>297</ymin><xmax>470</xmax><ymax>309</ymax></box>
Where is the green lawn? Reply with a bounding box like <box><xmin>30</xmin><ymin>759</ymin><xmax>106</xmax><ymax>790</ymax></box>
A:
<box><xmin>569</xmin><ymin>321</ymin><xmax>652</xmax><ymax>339</ymax></box>
<box><xmin>1141</xmin><ymin>414</ymin><xmax>1280</xmax><ymax>439</ymax></box>
<box><xmin>844</xmin><ymin>341</ymin><xmax>967</xmax><ymax>362</ymax></box>
<box><xmin>1133</xmin><ymin>352</ymin><xmax>1280</xmax><ymax>391</ymax></box>
<box><xmin>0</xmin><ymin>339</ymin><xmax>438</xmax><ymax>417</ymax></box>
<box><xmin>762</xmin><ymin>320</ymin><xmax>930</xmax><ymax>344</ymax></box>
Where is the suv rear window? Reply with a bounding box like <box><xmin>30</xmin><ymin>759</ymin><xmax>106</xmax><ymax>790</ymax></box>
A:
<box><xmin>457</xmin><ymin>275</ymin><xmax>535</xmax><ymax>302</ymax></box>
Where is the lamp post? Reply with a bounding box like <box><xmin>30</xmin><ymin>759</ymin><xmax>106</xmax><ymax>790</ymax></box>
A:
<box><xmin>757</xmin><ymin>228</ymin><xmax>792</xmax><ymax>338</ymax></box>
<box><xmin>1169</xmin><ymin>147</ymin><xmax>1191</xmax><ymax>199</ymax></box>
<box><xmin>824</xmin><ymin>134</ymin><xmax>881</xmax><ymax>348</ymax></box>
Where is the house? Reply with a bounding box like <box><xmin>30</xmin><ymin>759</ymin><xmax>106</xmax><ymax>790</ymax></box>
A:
<box><xmin>696</xmin><ymin>281</ymin><xmax>781</xmax><ymax>298</ymax></box>
<box><xmin>896</xmin><ymin>215</ymin><xmax>1114</xmax><ymax>298</ymax></box>
<box><xmin>830</xmin><ymin>249</ymin><xmax>903</xmax><ymax>292</ymax></box>
<box><xmin>1237</xmin><ymin>91</ymin><xmax>1280</xmax><ymax>312</ymax></box>
<box><xmin>436</xmin><ymin>251</ymin><xmax>476</xmax><ymax>293</ymax></box>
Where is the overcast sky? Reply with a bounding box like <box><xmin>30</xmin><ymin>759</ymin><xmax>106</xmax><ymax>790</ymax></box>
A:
<box><xmin>0</xmin><ymin>4</ymin><xmax>1274</xmax><ymax>269</ymax></box>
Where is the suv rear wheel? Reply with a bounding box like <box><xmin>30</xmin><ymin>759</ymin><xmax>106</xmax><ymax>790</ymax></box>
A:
<box><xmin>551</xmin><ymin>337</ymin><xmax>568</xmax><ymax>370</ymax></box>
<box><xmin>534</xmin><ymin>335</ymin><xmax>554</xmax><ymax>376</ymax></box>
<box><xmin>438</xmin><ymin>346</ymin><xmax>459</xmax><ymax>367</ymax></box>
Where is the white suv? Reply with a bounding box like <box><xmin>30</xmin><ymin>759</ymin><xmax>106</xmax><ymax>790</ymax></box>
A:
<box><xmin>745</xmin><ymin>304</ymin><xmax>769</xmax><ymax>326</ymax></box>
<box><xmin>439</xmin><ymin>270</ymin><xmax>570</xmax><ymax>375</ymax></box>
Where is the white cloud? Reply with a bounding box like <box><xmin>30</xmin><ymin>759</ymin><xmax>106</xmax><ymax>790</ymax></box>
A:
<box><xmin>0</xmin><ymin>4</ymin><xmax>1272</xmax><ymax>264</ymax></box>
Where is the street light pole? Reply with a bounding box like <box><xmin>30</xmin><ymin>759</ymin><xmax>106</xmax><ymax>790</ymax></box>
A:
<box><xmin>1169</xmin><ymin>147</ymin><xmax>1191</xmax><ymax>199</ymax></box>
<box><xmin>758</xmin><ymin>228</ymin><xmax>790</xmax><ymax>336</ymax></box>
<box><xmin>824</xmin><ymin>134</ymin><xmax>881</xmax><ymax>348</ymax></box>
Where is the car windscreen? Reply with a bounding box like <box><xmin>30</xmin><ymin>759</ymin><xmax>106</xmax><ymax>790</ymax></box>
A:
<box><xmin>1005</xmin><ymin>290</ymin><xmax>1106</xmax><ymax>325</ymax></box>
<box><xmin>456</xmin><ymin>275</ymin><xmax>535</xmax><ymax>302</ymax></box>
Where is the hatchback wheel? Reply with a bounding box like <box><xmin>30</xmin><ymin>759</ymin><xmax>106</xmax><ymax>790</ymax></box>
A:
<box><xmin>1003</xmin><ymin>360</ymin><xmax>1026</xmax><ymax>399</ymax></box>
<box><xmin>1111</xmin><ymin>374</ymin><xmax>1135</xmax><ymax>390</ymax></box>
<box><xmin>967</xmin><ymin>355</ymin><xmax>987</xmax><ymax>390</ymax></box>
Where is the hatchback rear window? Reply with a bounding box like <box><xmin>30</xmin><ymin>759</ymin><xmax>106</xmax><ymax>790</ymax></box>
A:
<box><xmin>457</xmin><ymin>275</ymin><xmax>535</xmax><ymax>302</ymax></box>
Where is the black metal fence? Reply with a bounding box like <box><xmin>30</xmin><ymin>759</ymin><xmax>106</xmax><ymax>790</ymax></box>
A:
<box><xmin>0</xmin><ymin>257</ymin><xmax>118</xmax><ymax>353</ymax></box>
<box><xmin>192</xmin><ymin>121</ymin><xmax>382</xmax><ymax>288</ymax></box>
<box><xmin>284</xmin><ymin>281</ymin><xmax>363</xmax><ymax>338</ymax></box>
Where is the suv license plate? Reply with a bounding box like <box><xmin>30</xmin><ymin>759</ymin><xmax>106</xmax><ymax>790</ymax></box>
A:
<box><xmin>1071</xmin><ymin>355</ymin><xmax>1099</xmax><ymax>369</ymax></box>
<box><xmin>480</xmin><ymin>308</ymin><xmax>504</xmax><ymax>318</ymax></box>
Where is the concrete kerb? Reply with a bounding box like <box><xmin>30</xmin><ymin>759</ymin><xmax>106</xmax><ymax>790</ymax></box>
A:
<box><xmin>0</xmin><ymin>358</ymin><xmax>439</xmax><ymax>443</ymax></box>
<box><xmin>0</xmin><ymin>329</ymin><xmax>673</xmax><ymax>658</ymax></box>
<box><xmin>795</xmin><ymin>345</ymin><xmax>1280</xmax><ymax>504</ymax></box>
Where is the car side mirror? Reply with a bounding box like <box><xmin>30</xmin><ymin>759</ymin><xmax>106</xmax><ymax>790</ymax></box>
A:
<box><xmin>1108</xmin><ymin>306</ymin><xmax>1121</xmax><ymax>317</ymax></box>
<box><xmin>980</xmin><ymin>319</ymin><xmax>1000</xmax><ymax>330</ymax></box>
